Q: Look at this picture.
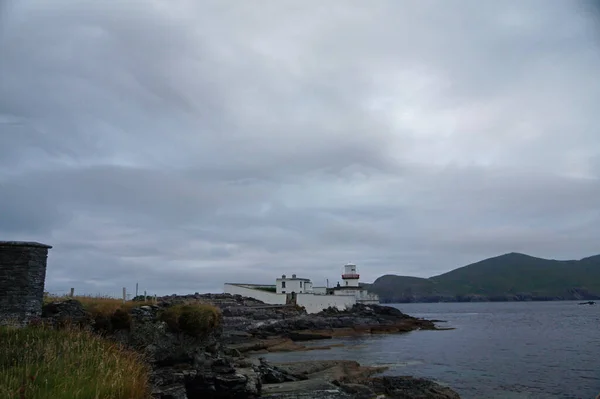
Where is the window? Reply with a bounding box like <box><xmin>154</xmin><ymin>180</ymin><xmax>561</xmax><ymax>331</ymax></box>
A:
<box><xmin>282</xmin><ymin>281</ymin><xmax>286</xmax><ymax>288</ymax></box>
<box><xmin>282</xmin><ymin>290</ymin><xmax>286</xmax><ymax>293</ymax></box>
<box><xmin>300</xmin><ymin>281</ymin><xmax>303</xmax><ymax>288</ymax></box>
<box><xmin>346</xmin><ymin>281</ymin><xmax>348</xmax><ymax>286</ymax></box>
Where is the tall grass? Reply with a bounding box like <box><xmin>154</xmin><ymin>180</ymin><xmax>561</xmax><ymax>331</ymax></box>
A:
<box><xmin>0</xmin><ymin>325</ymin><xmax>151</xmax><ymax>399</ymax></box>
<box><xmin>159</xmin><ymin>303</ymin><xmax>221</xmax><ymax>336</ymax></box>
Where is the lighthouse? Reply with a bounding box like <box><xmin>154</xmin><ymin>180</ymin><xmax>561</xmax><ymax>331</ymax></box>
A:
<box><xmin>341</xmin><ymin>263</ymin><xmax>360</xmax><ymax>287</ymax></box>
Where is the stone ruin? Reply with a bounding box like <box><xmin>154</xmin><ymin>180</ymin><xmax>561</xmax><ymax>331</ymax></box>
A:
<box><xmin>0</xmin><ymin>241</ymin><xmax>52</xmax><ymax>326</ymax></box>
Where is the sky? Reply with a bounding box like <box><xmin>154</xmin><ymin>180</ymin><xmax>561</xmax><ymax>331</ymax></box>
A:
<box><xmin>1</xmin><ymin>0</ymin><xmax>599</xmax><ymax>297</ymax></box>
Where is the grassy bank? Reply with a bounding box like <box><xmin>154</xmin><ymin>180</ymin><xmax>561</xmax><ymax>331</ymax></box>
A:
<box><xmin>0</xmin><ymin>325</ymin><xmax>150</xmax><ymax>399</ymax></box>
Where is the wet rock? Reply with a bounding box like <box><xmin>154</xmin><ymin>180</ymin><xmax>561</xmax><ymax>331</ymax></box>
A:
<box><xmin>335</xmin><ymin>382</ymin><xmax>377</xmax><ymax>399</ymax></box>
<box><xmin>257</xmin><ymin>358</ymin><xmax>302</xmax><ymax>384</ymax></box>
<box><xmin>288</xmin><ymin>332</ymin><xmax>332</xmax><ymax>341</ymax></box>
<box><xmin>367</xmin><ymin>376</ymin><xmax>461</xmax><ymax>399</ymax></box>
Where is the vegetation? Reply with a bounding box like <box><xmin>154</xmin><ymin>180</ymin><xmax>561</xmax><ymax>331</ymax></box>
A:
<box><xmin>159</xmin><ymin>303</ymin><xmax>221</xmax><ymax>336</ymax></box>
<box><xmin>255</xmin><ymin>286</ymin><xmax>277</xmax><ymax>293</ymax></box>
<box><xmin>367</xmin><ymin>253</ymin><xmax>600</xmax><ymax>302</ymax></box>
<box><xmin>44</xmin><ymin>295</ymin><xmax>153</xmax><ymax>332</ymax></box>
<box><xmin>0</xmin><ymin>325</ymin><xmax>150</xmax><ymax>399</ymax></box>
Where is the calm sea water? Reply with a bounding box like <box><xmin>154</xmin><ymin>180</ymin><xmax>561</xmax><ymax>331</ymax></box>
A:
<box><xmin>256</xmin><ymin>301</ymin><xmax>600</xmax><ymax>399</ymax></box>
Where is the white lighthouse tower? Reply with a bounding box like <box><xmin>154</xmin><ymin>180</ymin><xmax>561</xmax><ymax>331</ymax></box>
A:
<box><xmin>341</xmin><ymin>263</ymin><xmax>360</xmax><ymax>287</ymax></box>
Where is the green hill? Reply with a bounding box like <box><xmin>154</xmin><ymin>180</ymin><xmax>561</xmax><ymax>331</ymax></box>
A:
<box><xmin>366</xmin><ymin>253</ymin><xmax>600</xmax><ymax>303</ymax></box>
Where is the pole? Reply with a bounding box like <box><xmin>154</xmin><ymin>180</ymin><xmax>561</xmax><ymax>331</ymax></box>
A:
<box><xmin>122</xmin><ymin>287</ymin><xmax>126</xmax><ymax>303</ymax></box>
<box><xmin>135</xmin><ymin>282</ymin><xmax>139</xmax><ymax>298</ymax></box>
<box><xmin>70</xmin><ymin>287</ymin><xmax>75</xmax><ymax>297</ymax></box>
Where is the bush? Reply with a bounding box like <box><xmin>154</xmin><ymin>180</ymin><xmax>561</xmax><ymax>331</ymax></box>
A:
<box><xmin>0</xmin><ymin>325</ymin><xmax>150</xmax><ymax>399</ymax></box>
<box><xmin>111</xmin><ymin>308</ymin><xmax>132</xmax><ymax>331</ymax></box>
<box><xmin>159</xmin><ymin>304</ymin><xmax>221</xmax><ymax>336</ymax></box>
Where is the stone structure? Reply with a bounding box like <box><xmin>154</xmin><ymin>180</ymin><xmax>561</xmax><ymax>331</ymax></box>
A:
<box><xmin>0</xmin><ymin>241</ymin><xmax>52</xmax><ymax>325</ymax></box>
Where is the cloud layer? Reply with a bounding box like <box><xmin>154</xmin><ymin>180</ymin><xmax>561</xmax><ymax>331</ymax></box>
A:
<box><xmin>1</xmin><ymin>0</ymin><xmax>599</xmax><ymax>296</ymax></box>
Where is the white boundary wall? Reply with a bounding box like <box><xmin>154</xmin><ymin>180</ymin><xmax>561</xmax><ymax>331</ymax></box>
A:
<box><xmin>224</xmin><ymin>284</ymin><xmax>364</xmax><ymax>313</ymax></box>
<box><xmin>223</xmin><ymin>284</ymin><xmax>287</xmax><ymax>305</ymax></box>
<box><xmin>296</xmin><ymin>293</ymin><xmax>356</xmax><ymax>313</ymax></box>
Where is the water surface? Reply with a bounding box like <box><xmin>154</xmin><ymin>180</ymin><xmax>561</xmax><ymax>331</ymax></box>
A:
<box><xmin>257</xmin><ymin>301</ymin><xmax>600</xmax><ymax>399</ymax></box>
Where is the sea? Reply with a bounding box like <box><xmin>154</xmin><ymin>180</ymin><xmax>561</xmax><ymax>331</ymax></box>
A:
<box><xmin>256</xmin><ymin>301</ymin><xmax>600</xmax><ymax>399</ymax></box>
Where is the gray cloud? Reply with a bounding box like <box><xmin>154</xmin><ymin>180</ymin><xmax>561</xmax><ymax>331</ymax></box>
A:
<box><xmin>1</xmin><ymin>0</ymin><xmax>599</xmax><ymax>296</ymax></box>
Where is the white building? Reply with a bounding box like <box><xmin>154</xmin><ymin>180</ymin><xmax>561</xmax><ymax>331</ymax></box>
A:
<box><xmin>224</xmin><ymin>263</ymin><xmax>379</xmax><ymax>313</ymax></box>
<box><xmin>341</xmin><ymin>263</ymin><xmax>360</xmax><ymax>287</ymax></box>
<box><xmin>276</xmin><ymin>274</ymin><xmax>313</xmax><ymax>294</ymax></box>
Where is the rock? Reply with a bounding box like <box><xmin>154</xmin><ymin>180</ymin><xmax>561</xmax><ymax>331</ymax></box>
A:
<box><xmin>41</xmin><ymin>299</ymin><xmax>92</xmax><ymax>328</ymax></box>
<box><xmin>38</xmin><ymin>294</ymin><xmax>459</xmax><ymax>399</ymax></box>
<box><xmin>288</xmin><ymin>332</ymin><xmax>332</xmax><ymax>341</ymax></box>
<box><xmin>257</xmin><ymin>358</ymin><xmax>302</xmax><ymax>384</ymax></box>
<box><xmin>335</xmin><ymin>382</ymin><xmax>377</xmax><ymax>399</ymax></box>
<box><xmin>152</xmin><ymin>383</ymin><xmax>188</xmax><ymax>399</ymax></box>
<box><xmin>262</xmin><ymin>390</ymin><xmax>354</xmax><ymax>399</ymax></box>
<box><xmin>261</xmin><ymin>361</ymin><xmax>462</xmax><ymax>399</ymax></box>
<box><xmin>241</xmin><ymin>303</ymin><xmax>436</xmax><ymax>345</ymax></box>
<box><xmin>367</xmin><ymin>376</ymin><xmax>461</xmax><ymax>399</ymax></box>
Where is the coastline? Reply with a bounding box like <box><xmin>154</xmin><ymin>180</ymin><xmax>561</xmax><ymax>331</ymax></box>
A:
<box><xmin>32</xmin><ymin>293</ymin><xmax>461</xmax><ymax>398</ymax></box>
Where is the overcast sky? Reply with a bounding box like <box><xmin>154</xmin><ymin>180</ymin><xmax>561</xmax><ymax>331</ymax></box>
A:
<box><xmin>1</xmin><ymin>1</ymin><xmax>599</xmax><ymax>296</ymax></box>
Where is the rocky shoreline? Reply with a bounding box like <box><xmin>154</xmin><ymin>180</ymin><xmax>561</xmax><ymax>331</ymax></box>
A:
<box><xmin>41</xmin><ymin>293</ymin><xmax>460</xmax><ymax>398</ymax></box>
<box><xmin>177</xmin><ymin>293</ymin><xmax>449</xmax><ymax>355</ymax></box>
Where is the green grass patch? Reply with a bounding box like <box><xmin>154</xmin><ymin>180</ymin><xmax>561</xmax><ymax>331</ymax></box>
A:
<box><xmin>159</xmin><ymin>303</ymin><xmax>221</xmax><ymax>336</ymax></box>
<box><xmin>255</xmin><ymin>286</ymin><xmax>277</xmax><ymax>293</ymax></box>
<box><xmin>0</xmin><ymin>325</ymin><xmax>150</xmax><ymax>399</ymax></box>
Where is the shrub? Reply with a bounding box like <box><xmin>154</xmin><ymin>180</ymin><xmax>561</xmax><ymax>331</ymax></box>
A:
<box><xmin>159</xmin><ymin>304</ymin><xmax>221</xmax><ymax>336</ymax></box>
<box><xmin>111</xmin><ymin>308</ymin><xmax>132</xmax><ymax>331</ymax></box>
<box><xmin>0</xmin><ymin>325</ymin><xmax>150</xmax><ymax>399</ymax></box>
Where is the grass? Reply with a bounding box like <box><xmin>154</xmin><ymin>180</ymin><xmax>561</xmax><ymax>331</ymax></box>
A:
<box><xmin>255</xmin><ymin>286</ymin><xmax>277</xmax><ymax>293</ymax></box>
<box><xmin>159</xmin><ymin>303</ymin><xmax>221</xmax><ymax>336</ymax></box>
<box><xmin>0</xmin><ymin>325</ymin><xmax>150</xmax><ymax>399</ymax></box>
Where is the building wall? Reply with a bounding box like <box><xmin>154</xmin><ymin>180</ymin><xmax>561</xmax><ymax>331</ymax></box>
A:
<box><xmin>0</xmin><ymin>241</ymin><xmax>52</xmax><ymax>326</ymax></box>
<box><xmin>223</xmin><ymin>283</ymin><xmax>358</xmax><ymax>313</ymax></box>
<box><xmin>296</xmin><ymin>293</ymin><xmax>356</xmax><ymax>314</ymax></box>
<box><xmin>275</xmin><ymin>278</ymin><xmax>312</xmax><ymax>294</ymax></box>
<box><xmin>357</xmin><ymin>299</ymin><xmax>380</xmax><ymax>305</ymax></box>
<box><xmin>344</xmin><ymin>264</ymin><xmax>357</xmax><ymax>274</ymax></box>
<box><xmin>342</xmin><ymin>278</ymin><xmax>360</xmax><ymax>287</ymax></box>
<box><xmin>312</xmin><ymin>286</ymin><xmax>327</xmax><ymax>295</ymax></box>
<box><xmin>223</xmin><ymin>284</ymin><xmax>287</xmax><ymax>305</ymax></box>
<box><xmin>333</xmin><ymin>289</ymin><xmax>360</xmax><ymax>296</ymax></box>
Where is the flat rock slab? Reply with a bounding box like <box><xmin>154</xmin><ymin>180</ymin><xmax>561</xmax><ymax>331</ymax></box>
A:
<box><xmin>262</xmin><ymin>379</ymin><xmax>341</xmax><ymax>394</ymax></box>
<box><xmin>262</xmin><ymin>389</ymin><xmax>354</xmax><ymax>399</ymax></box>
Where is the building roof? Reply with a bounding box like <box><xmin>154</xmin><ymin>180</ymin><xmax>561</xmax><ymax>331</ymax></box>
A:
<box><xmin>276</xmin><ymin>277</ymin><xmax>311</xmax><ymax>281</ymax></box>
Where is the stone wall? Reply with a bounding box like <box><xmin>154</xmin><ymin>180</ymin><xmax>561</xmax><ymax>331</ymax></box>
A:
<box><xmin>0</xmin><ymin>241</ymin><xmax>52</xmax><ymax>325</ymax></box>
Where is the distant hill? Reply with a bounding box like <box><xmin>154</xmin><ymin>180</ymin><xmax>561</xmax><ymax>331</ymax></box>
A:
<box><xmin>364</xmin><ymin>253</ymin><xmax>600</xmax><ymax>303</ymax></box>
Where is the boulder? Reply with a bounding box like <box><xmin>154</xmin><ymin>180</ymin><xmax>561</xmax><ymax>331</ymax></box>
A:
<box><xmin>41</xmin><ymin>299</ymin><xmax>92</xmax><ymax>328</ymax></box>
